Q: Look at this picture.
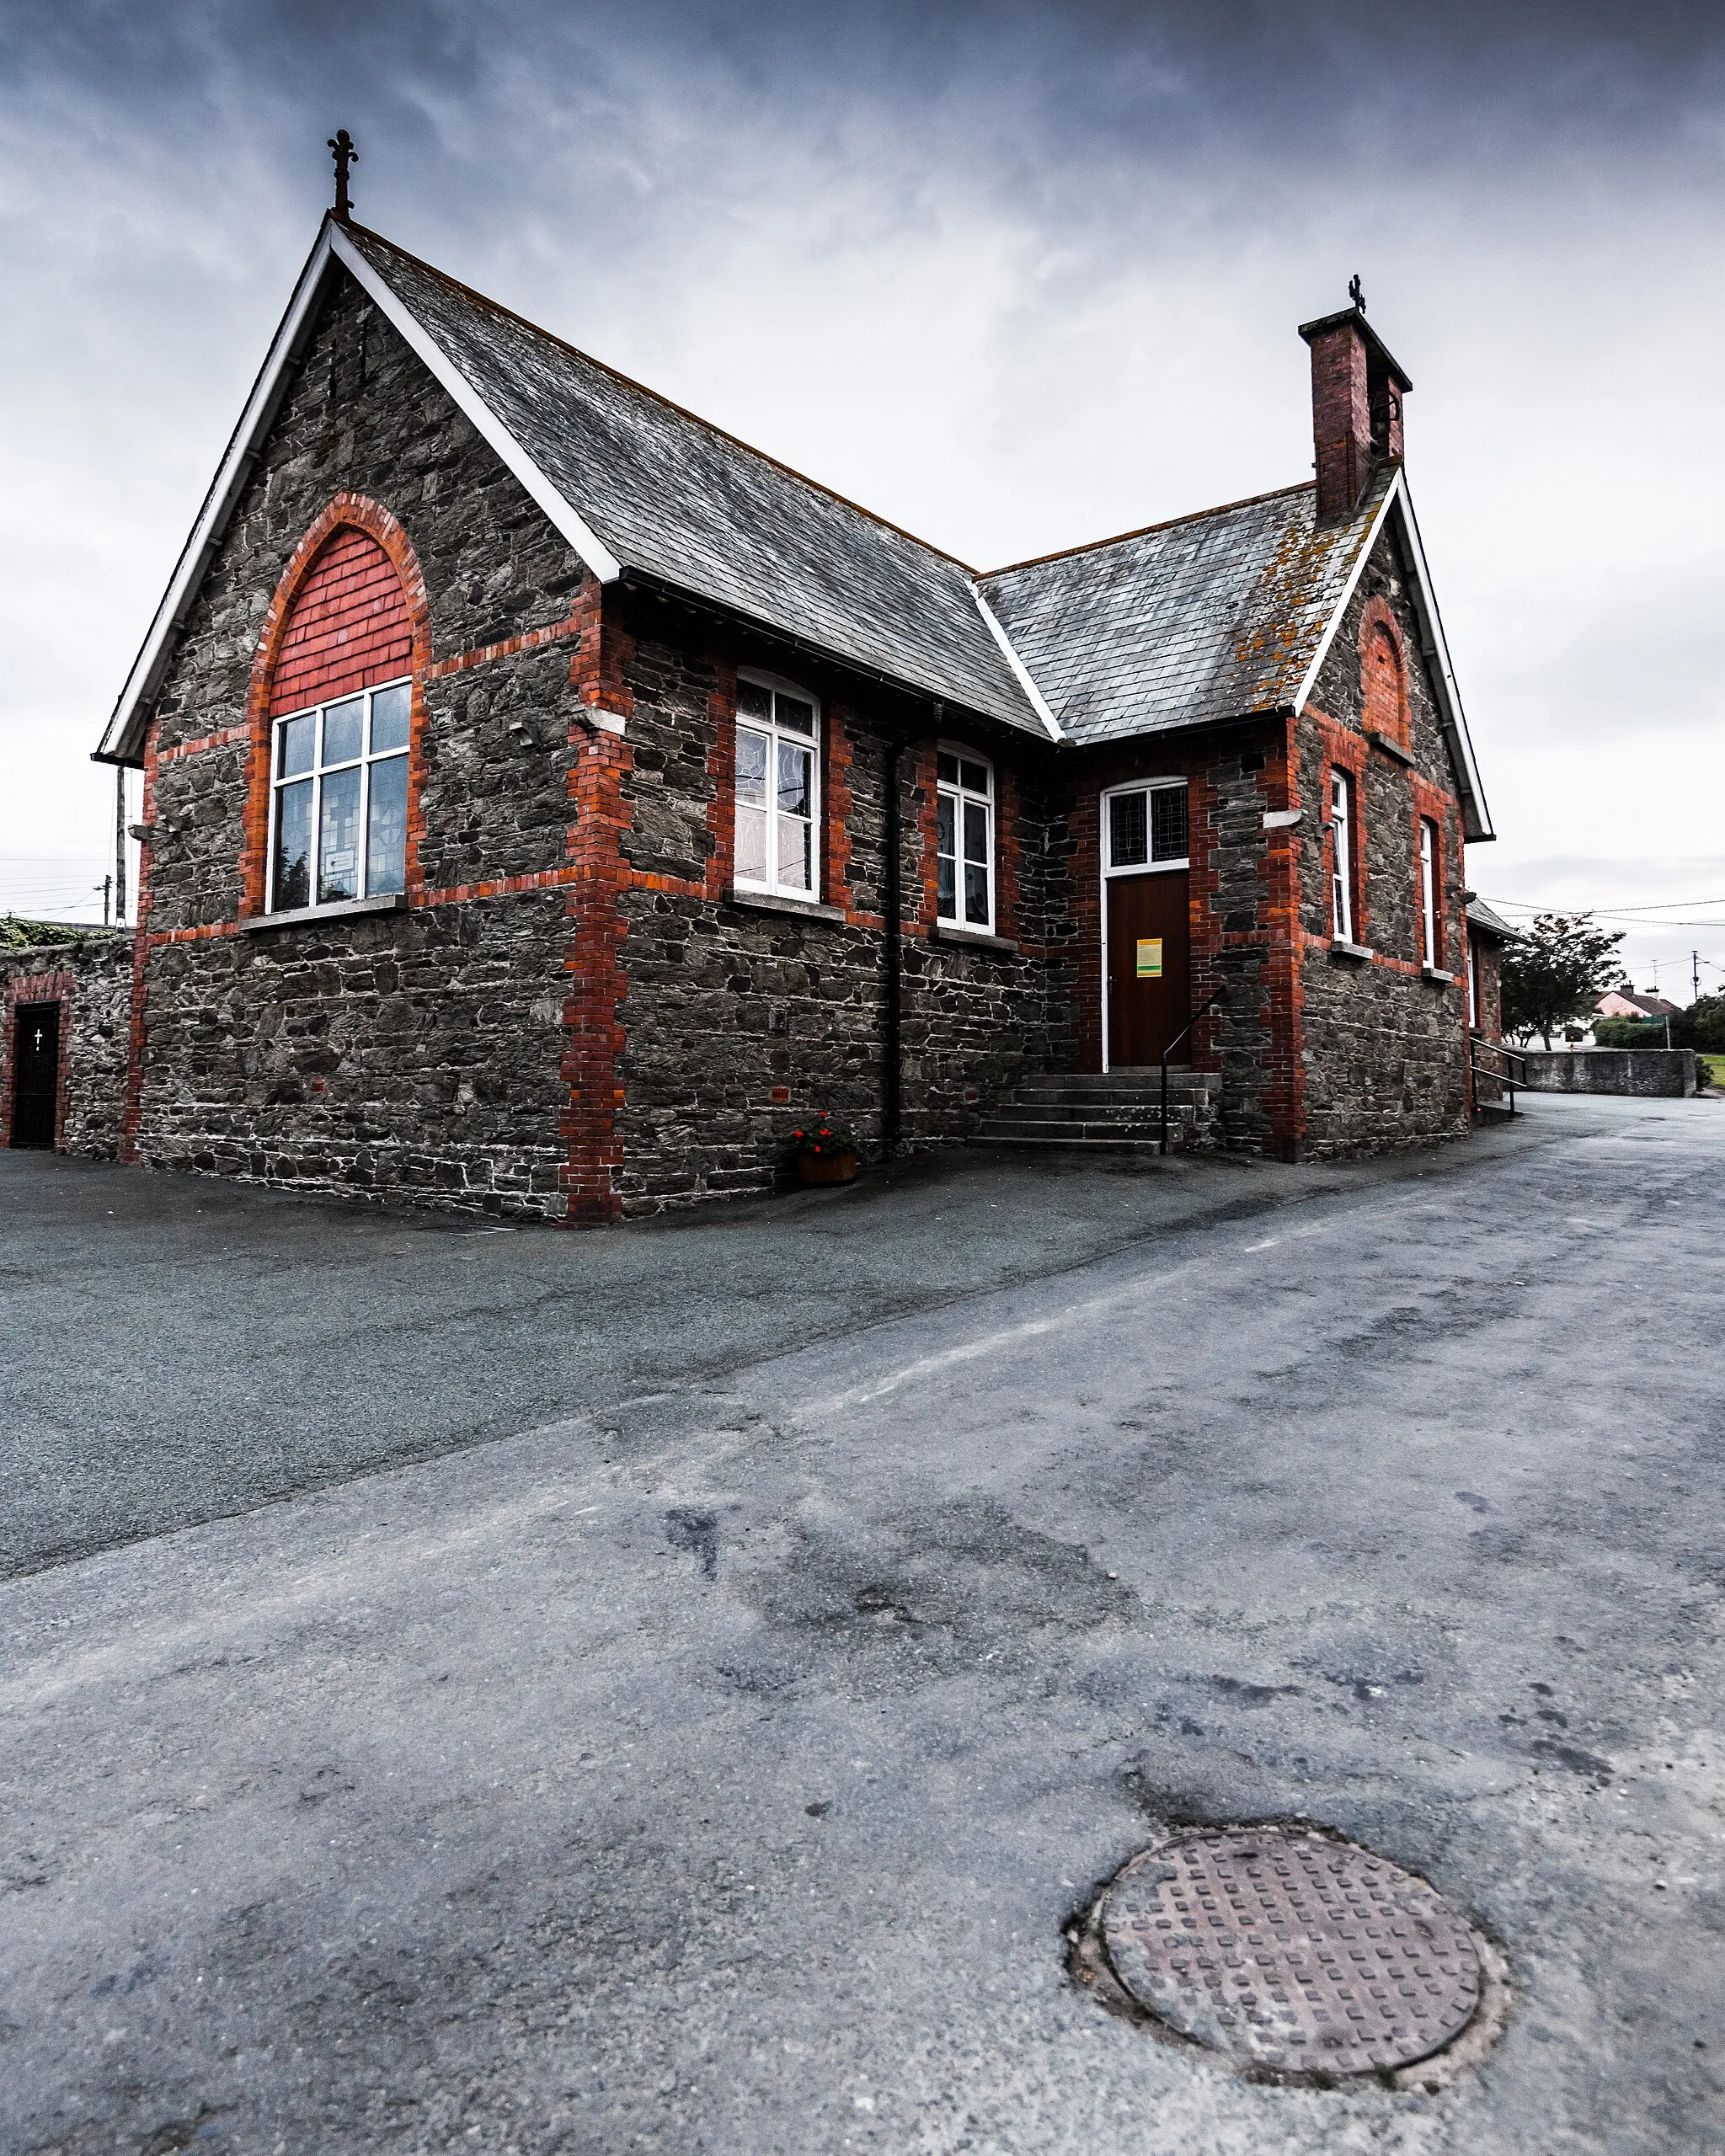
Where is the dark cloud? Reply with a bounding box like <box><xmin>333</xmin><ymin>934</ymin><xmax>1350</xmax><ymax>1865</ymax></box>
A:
<box><xmin>3</xmin><ymin>0</ymin><xmax>1722</xmax><ymax>934</ymax></box>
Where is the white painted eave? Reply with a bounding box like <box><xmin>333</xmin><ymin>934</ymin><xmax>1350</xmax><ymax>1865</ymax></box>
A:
<box><xmin>1289</xmin><ymin>467</ymin><xmax>1403</xmax><ymax>718</ymax></box>
<box><xmin>970</xmin><ymin>585</ymin><xmax>1065</xmax><ymax>744</ymax></box>
<box><xmin>94</xmin><ymin>220</ymin><xmax>624</xmax><ymax>770</ymax></box>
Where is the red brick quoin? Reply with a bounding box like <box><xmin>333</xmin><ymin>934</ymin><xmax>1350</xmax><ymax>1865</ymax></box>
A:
<box><xmin>238</xmin><ymin>496</ymin><xmax>433</xmax><ymax>916</ymax></box>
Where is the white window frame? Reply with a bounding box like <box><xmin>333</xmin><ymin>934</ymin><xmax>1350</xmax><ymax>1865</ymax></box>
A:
<box><xmin>267</xmin><ymin>676</ymin><xmax>413</xmax><ymax>914</ymax></box>
<box><xmin>936</xmin><ymin>744</ymin><xmax>996</xmax><ymax>932</ymax></box>
<box><xmin>1098</xmin><ymin>777</ymin><xmax>1190</xmax><ymax>1076</ymax></box>
<box><xmin>733</xmin><ymin>668</ymin><xmax>820</xmax><ymax>901</ymax></box>
<box><xmin>1418</xmin><ymin>817</ymin><xmax>1439</xmax><ymax>969</ymax></box>
<box><xmin>1329</xmin><ymin>768</ymin><xmax>1355</xmax><ymax>943</ymax></box>
<box><xmin>1101</xmin><ymin>778</ymin><xmax>1189</xmax><ymax>881</ymax></box>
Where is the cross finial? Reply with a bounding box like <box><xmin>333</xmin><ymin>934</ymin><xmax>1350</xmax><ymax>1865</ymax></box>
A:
<box><xmin>328</xmin><ymin>130</ymin><xmax>358</xmax><ymax>224</ymax></box>
<box><xmin>1348</xmin><ymin>272</ymin><xmax>1365</xmax><ymax>315</ymax></box>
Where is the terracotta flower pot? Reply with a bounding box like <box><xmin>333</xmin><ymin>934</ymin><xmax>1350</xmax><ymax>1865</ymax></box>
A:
<box><xmin>796</xmin><ymin>1150</ymin><xmax>857</xmax><ymax>1185</ymax></box>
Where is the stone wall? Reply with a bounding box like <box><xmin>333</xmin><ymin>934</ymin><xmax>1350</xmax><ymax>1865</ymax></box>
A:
<box><xmin>130</xmin><ymin>270</ymin><xmax>587</xmax><ymax>1217</ymax></box>
<box><xmin>607</xmin><ymin>590</ymin><xmax>1071</xmax><ymax>1216</ymax></box>
<box><xmin>2</xmin><ymin>935</ymin><xmax>134</xmax><ymax>1157</ymax></box>
<box><xmin>1294</xmin><ymin>524</ymin><xmax>1471</xmax><ymax>1155</ymax></box>
<box><xmin>1521</xmin><ymin>1049</ymin><xmax>1696</xmax><ymax>1098</ymax></box>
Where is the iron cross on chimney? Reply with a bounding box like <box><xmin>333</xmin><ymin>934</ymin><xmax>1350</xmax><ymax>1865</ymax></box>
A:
<box><xmin>328</xmin><ymin>130</ymin><xmax>358</xmax><ymax>224</ymax></box>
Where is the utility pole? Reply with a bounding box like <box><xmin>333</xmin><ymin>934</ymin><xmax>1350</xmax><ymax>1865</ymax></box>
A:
<box><xmin>102</xmin><ymin>875</ymin><xmax>112</xmax><ymax>927</ymax></box>
<box><xmin>115</xmin><ymin>766</ymin><xmax>127</xmax><ymax>927</ymax></box>
<box><xmin>1695</xmin><ymin>949</ymin><xmax>1702</xmax><ymax>1005</ymax></box>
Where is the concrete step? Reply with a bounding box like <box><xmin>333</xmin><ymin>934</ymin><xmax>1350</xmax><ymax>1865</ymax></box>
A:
<box><xmin>969</xmin><ymin>1134</ymin><xmax>1171</xmax><ymax>1152</ymax></box>
<box><xmin>977</xmin><ymin>1117</ymin><xmax>1197</xmax><ymax>1144</ymax></box>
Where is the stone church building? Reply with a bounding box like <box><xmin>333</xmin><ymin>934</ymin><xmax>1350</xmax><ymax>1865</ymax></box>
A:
<box><xmin>26</xmin><ymin>211</ymin><xmax>1496</xmax><ymax>1220</ymax></box>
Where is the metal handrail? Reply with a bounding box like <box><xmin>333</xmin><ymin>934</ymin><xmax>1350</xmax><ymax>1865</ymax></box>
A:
<box><xmin>1160</xmin><ymin>988</ymin><xmax>1226</xmax><ymax>1155</ymax></box>
<box><xmin>1468</xmin><ymin>1032</ymin><xmax>1528</xmax><ymax>1116</ymax></box>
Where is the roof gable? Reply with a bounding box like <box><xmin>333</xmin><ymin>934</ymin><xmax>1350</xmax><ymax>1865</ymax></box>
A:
<box><xmin>97</xmin><ymin>221</ymin><xmax>1044</xmax><ymax>765</ymax></box>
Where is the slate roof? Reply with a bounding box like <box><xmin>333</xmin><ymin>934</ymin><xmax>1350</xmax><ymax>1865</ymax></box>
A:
<box><xmin>975</xmin><ymin>472</ymin><xmax>1392</xmax><ymax>747</ymax></box>
<box><xmin>344</xmin><ymin>228</ymin><xmax>1045</xmax><ymax>738</ymax></box>
<box><xmin>1465</xmin><ymin>898</ymin><xmax>1519</xmax><ymax>942</ymax></box>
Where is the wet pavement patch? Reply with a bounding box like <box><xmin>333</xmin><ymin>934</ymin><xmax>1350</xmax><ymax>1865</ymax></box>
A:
<box><xmin>1072</xmin><ymin>1826</ymin><xmax>1503</xmax><ymax>2084</ymax></box>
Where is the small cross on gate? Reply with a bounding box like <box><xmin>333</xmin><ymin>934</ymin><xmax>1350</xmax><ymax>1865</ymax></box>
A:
<box><xmin>328</xmin><ymin>130</ymin><xmax>358</xmax><ymax>224</ymax></box>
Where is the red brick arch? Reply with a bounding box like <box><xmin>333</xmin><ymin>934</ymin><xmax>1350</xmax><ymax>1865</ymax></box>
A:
<box><xmin>239</xmin><ymin>494</ymin><xmax>433</xmax><ymax>915</ymax></box>
<box><xmin>1359</xmin><ymin>595</ymin><xmax>1409</xmax><ymax>753</ymax></box>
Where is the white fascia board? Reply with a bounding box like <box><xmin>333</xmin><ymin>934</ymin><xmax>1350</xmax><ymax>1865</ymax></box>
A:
<box><xmin>1392</xmin><ymin>480</ymin><xmax>1495</xmax><ymax>842</ymax></box>
<box><xmin>328</xmin><ymin>226</ymin><xmax>622</xmax><ymax>588</ymax></box>
<box><xmin>1289</xmin><ymin>468</ymin><xmax>1402</xmax><ymax>718</ymax></box>
<box><xmin>970</xmin><ymin>585</ymin><xmax>1065</xmax><ymax>743</ymax></box>
<box><xmin>96</xmin><ymin>226</ymin><xmax>344</xmax><ymax>764</ymax></box>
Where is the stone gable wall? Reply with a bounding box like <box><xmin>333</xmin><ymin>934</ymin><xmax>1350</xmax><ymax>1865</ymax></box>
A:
<box><xmin>131</xmin><ymin>272</ymin><xmax>586</xmax><ymax>1215</ymax></box>
<box><xmin>1295</xmin><ymin>520</ymin><xmax>1471</xmax><ymax>1155</ymax></box>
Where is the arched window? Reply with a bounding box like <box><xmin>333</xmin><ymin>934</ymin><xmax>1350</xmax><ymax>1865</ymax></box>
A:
<box><xmin>1362</xmin><ymin>620</ymin><xmax>1408</xmax><ymax>751</ymax></box>
<box><xmin>266</xmin><ymin>528</ymin><xmax>414</xmax><ymax>913</ymax></box>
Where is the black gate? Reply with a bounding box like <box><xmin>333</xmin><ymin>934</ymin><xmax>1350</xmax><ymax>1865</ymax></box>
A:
<box><xmin>9</xmin><ymin>1001</ymin><xmax>61</xmax><ymax>1149</ymax></box>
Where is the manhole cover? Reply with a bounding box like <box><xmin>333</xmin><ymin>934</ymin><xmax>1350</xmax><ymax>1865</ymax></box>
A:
<box><xmin>1101</xmin><ymin>1827</ymin><xmax>1481</xmax><ymax>2075</ymax></box>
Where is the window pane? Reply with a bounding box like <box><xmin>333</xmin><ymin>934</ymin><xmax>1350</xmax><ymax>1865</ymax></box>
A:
<box><xmin>777</xmin><ymin>813</ymin><xmax>812</xmax><ymax>891</ymax></box>
<box><xmin>964</xmin><ymin>862</ymin><xmax>990</xmax><ymax>926</ymax></box>
<box><xmin>963</xmin><ymin>798</ymin><xmax>988</xmax><ymax>865</ymax></box>
<box><xmin>366</xmin><ymin>754</ymin><xmax>409</xmax><ymax>896</ymax></box>
<box><xmin>371</xmin><ymin>683</ymin><xmax>411</xmax><ymax>755</ymax></box>
<box><xmin>737</xmin><ymin>680</ymin><xmax>772</xmax><ymax>723</ymax></box>
<box><xmin>318</xmin><ymin>765</ymin><xmax>362</xmax><ymax>901</ymax></box>
<box><xmin>777</xmin><ymin>740</ymin><xmax>810</xmax><ymax>819</ymax></box>
<box><xmin>776</xmin><ymin>694</ymin><xmax>815</xmax><ymax>737</ymax></box>
<box><xmin>1151</xmin><ymin>786</ymin><xmax>1188</xmax><ymax>862</ymax></box>
<box><xmin>279</xmin><ymin>714</ymin><xmax>316</xmax><ymax>778</ymax></box>
<box><xmin>937</xmin><ymin>854</ymin><xmax>956</xmax><ymax>920</ymax></box>
<box><xmin>735</xmin><ymin>727</ymin><xmax>768</xmax><ymax>806</ymax></box>
<box><xmin>960</xmin><ymin>760</ymin><xmax>990</xmax><ymax>795</ymax></box>
<box><xmin>735</xmin><ymin>803</ymin><xmax>768</xmax><ymax>882</ymax></box>
<box><xmin>274</xmin><ymin>778</ymin><xmax>313</xmax><ymax>910</ymax></box>
<box><xmin>937</xmin><ymin>792</ymin><xmax>956</xmax><ymax>860</ymax></box>
<box><xmin>937</xmin><ymin>751</ymin><xmax>959</xmax><ymax>787</ymax></box>
<box><xmin>323</xmin><ymin>697</ymin><xmax>364</xmax><ymax>766</ymax></box>
<box><xmin>1109</xmin><ymin>790</ymin><xmax>1147</xmax><ymax>867</ymax></box>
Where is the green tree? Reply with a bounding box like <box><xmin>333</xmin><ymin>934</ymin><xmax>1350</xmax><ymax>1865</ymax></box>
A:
<box><xmin>1501</xmin><ymin>913</ymin><xmax>1626</xmax><ymax>1049</ymax></box>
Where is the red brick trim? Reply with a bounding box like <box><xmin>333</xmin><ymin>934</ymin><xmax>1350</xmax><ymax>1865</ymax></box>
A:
<box><xmin>825</xmin><ymin>703</ymin><xmax>855</xmax><ymax>911</ymax></box>
<box><xmin>145</xmin><ymin>922</ymin><xmax>243</xmax><ymax>947</ymax></box>
<box><xmin>911</xmin><ymin>741</ymin><xmax>941</xmax><ymax>931</ymax></box>
<box><xmin>560</xmin><ymin>576</ymin><xmax>635</xmax><ymax>1226</ymax></box>
<box><xmin>1258</xmin><ymin>712</ymin><xmax>1306</xmax><ymax>1159</ymax></box>
<box><xmin>705</xmin><ymin>658</ymin><xmax>738</xmax><ymax>902</ymax></box>
<box><xmin>238</xmin><ymin>495</ymin><xmax>433</xmax><ymax>919</ymax></box>
<box><xmin>1359</xmin><ymin>595</ymin><xmax>1410</xmax><ymax>753</ymax></box>
<box><xmin>995</xmin><ymin>760</ymin><xmax>1021</xmax><ymax>942</ymax></box>
<box><xmin>419</xmin><ymin>867</ymin><xmax>582</xmax><ymax>908</ymax></box>
<box><xmin>157</xmin><ymin>723</ymin><xmax>251</xmax><ymax>766</ymax></box>
<box><xmin>3</xmin><ymin>969</ymin><xmax>74</xmax><ymax>1150</ymax></box>
<box><xmin>425</xmin><ymin>613</ymin><xmax>584</xmax><ymax>683</ymax></box>
<box><xmin>120</xmin><ymin>728</ymin><xmax>159</xmax><ymax>1163</ymax></box>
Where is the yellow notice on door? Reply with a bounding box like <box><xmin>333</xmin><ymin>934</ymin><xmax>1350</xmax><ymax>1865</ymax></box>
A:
<box><xmin>1135</xmin><ymin>938</ymin><xmax>1163</xmax><ymax>979</ymax></box>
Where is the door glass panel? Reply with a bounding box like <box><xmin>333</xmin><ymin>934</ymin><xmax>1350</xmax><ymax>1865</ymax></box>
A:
<box><xmin>1151</xmin><ymin>786</ymin><xmax>1188</xmax><ymax>862</ymax></box>
<box><xmin>371</xmin><ymin>683</ymin><xmax>411</xmax><ymax>754</ymax></box>
<box><xmin>318</xmin><ymin>766</ymin><xmax>362</xmax><ymax>901</ymax></box>
<box><xmin>274</xmin><ymin>778</ymin><xmax>313</xmax><ymax>910</ymax></box>
<box><xmin>323</xmin><ymin>697</ymin><xmax>364</xmax><ymax>766</ymax></box>
<box><xmin>1109</xmin><ymin>790</ymin><xmax>1148</xmax><ymax>867</ymax></box>
<box><xmin>366</xmin><ymin>755</ymin><xmax>409</xmax><ymax>895</ymax></box>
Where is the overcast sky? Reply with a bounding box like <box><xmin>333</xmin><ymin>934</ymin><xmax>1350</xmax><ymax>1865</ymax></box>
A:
<box><xmin>5</xmin><ymin>0</ymin><xmax>1723</xmax><ymax>992</ymax></box>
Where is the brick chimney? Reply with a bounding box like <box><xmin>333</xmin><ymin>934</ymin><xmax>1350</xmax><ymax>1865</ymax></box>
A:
<box><xmin>1298</xmin><ymin>301</ymin><xmax>1413</xmax><ymax>521</ymax></box>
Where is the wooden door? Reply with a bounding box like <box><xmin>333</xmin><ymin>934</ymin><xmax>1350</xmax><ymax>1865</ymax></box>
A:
<box><xmin>1106</xmin><ymin>873</ymin><xmax>1191</xmax><ymax>1067</ymax></box>
<box><xmin>10</xmin><ymin>1001</ymin><xmax>60</xmax><ymax>1148</ymax></box>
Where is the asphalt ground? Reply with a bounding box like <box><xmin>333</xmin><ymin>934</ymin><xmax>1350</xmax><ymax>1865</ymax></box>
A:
<box><xmin>3</xmin><ymin>1094</ymin><xmax>1722</xmax><ymax>2154</ymax></box>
